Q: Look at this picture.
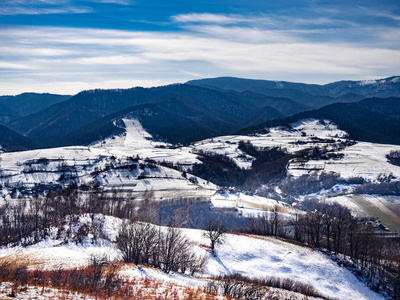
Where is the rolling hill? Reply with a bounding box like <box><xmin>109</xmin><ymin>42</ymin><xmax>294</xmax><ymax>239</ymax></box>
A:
<box><xmin>7</xmin><ymin>84</ymin><xmax>295</xmax><ymax>147</ymax></box>
<box><xmin>240</xmin><ymin>97</ymin><xmax>400</xmax><ymax>145</ymax></box>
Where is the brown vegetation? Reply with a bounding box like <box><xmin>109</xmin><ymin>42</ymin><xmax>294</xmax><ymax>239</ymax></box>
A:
<box><xmin>0</xmin><ymin>262</ymin><xmax>219</xmax><ymax>300</ymax></box>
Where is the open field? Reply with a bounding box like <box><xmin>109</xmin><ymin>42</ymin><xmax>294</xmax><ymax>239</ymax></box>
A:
<box><xmin>349</xmin><ymin>195</ymin><xmax>400</xmax><ymax>232</ymax></box>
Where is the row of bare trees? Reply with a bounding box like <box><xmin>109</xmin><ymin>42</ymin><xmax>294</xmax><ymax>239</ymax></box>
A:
<box><xmin>246</xmin><ymin>200</ymin><xmax>400</xmax><ymax>299</ymax></box>
<box><xmin>116</xmin><ymin>220</ymin><xmax>203</xmax><ymax>274</ymax></box>
<box><xmin>0</xmin><ymin>181</ymin><xmax>146</xmax><ymax>246</ymax></box>
<box><xmin>0</xmin><ymin>182</ymin><xmax>98</xmax><ymax>246</ymax></box>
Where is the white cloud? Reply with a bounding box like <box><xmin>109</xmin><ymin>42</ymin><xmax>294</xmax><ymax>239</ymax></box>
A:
<box><xmin>172</xmin><ymin>13</ymin><xmax>246</xmax><ymax>24</ymax></box>
<box><xmin>0</xmin><ymin>62</ymin><xmax>34</xmax><ymax>69</ymax></box>
<box><xmin>87</xmin><ymin>0</ymin><xmax>131</xmax><ymax>5</ymax></box>
<box><xmin>0</xmin><ymin>0</ymin><xmax>90</xmax><ymax>15</ymax></box>
<box><xmin>0</xmin><ymin>47</ymin><xmax>78</xmax><ymax>56</ymax></box>
<box><xmin>1</xmin><ymin>24</ymin><xmax>400</xmax><ymax>95</ymax></box>
<box><xmin>72</xmin><ymin>55</ymin><xmax>148</xmax><ymax>65</ymax></box>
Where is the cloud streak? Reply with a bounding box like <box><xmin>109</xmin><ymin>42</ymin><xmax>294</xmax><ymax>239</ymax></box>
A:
<box><xmin>172</xmin><ymin>13</ymin><xmax>251</xmax><ymax>24</ymax></box>
<box><xmin>1</xmin><ymin>24</ymin><xmax>400</xmax><ymax>95</ymax></box>
<box><xmin>1</xmin><ymin>4</ymin><xmax>400</xmax><ymax>95</ymax></box>
<box><xmin>0</xmin><ymin>0</ymin><xmax>91</xmax><ymax>15</ymax></box>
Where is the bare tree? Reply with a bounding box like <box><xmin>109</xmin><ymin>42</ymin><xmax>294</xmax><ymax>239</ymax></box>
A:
<box><xmin>116</xmin><ymin>220</ymin><xmax>157</xmax><ymax>265</ymax></box>
<box><xmin>203</xmin><ymin>219</ymin><xmax>227</xmax><ymax>256</ymax></box>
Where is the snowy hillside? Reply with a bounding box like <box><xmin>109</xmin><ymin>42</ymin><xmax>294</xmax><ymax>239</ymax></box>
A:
<box><xmin>0</xmin><ymin>118</ymin><xmax>216</xmax><ymax>203</ymax></box>
<box><xmin>1</xmin><ymin>117</ymin><xmax>399</xmax><ymax>299</ymax></box>
<box><xmin>0</xmin><ymin>214</ymin><xmax>384</xmax><ymax>300</ymax></box>
<box><xmin>1</xmin><ymin>117</ymin><xmax>400</xmax><ymax>221</ymax></box>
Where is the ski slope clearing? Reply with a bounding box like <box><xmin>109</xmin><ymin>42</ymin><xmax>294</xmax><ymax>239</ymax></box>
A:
<box><xmin>93</xmin><ymin>118</ymin><xmax>201</xmax><ymax>166</ymax></box>
<box><xmin>0</xmin><ymin>215</ymin><xmax>383</xmax><ymax>300</ymax></box>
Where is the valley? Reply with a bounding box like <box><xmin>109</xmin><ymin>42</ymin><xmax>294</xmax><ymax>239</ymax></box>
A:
<box><xmin>1</xmin><ymin>77</ymin><xmax>400</xmax><ymax>299</ymax></box>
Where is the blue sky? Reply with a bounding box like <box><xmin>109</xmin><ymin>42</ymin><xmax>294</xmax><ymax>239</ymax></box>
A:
<box><xmin>1</xmin><ymin>0</ymin><xmax>399</xmax><ymax>95</ymax></box>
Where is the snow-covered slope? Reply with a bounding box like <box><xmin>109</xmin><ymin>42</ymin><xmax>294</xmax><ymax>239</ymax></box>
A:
<box><xmin>1</xmin><ymin>117</ymin><xmax>400</xmax><ymax>219</ymax></box>
<box><xmin>187</xmin><ymin>119</ymin><xmax>400</xmax><ymax>181</ymax></box>
<box><xmin>0</xmin><ymin>118</ymin><xmax>216</xmax><ymax>202</ymax></box>
<box><xmin>0</xmin><ymin>215</ymin><xmax>383</xmax><ymax>300</ymax></box>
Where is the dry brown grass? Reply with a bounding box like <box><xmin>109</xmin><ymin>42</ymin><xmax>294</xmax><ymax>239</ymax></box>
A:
<box><xmin>0</xmin><ymin>260</ymin><xmax>222</xmax><ymax>300</ymax></box>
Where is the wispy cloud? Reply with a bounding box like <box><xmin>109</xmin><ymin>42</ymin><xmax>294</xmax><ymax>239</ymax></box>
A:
<box><xmin>172</xmin><ymin>12</ymin><xmax>353</xmax><ymax>29</ymax></box>
<box><xmin>357</xmin><ymin>6</ymin><xmax>400</xmax><ymax>22</ymax></box>
<box><xmin>182</xmin><ymin>25</ymin><xmax>298</xmax><ymax>43</ymax></box>
<box><xmin>1</xmin><ymin>2</ymin><xmax>400</xmax><ymax>95</ymax></box>
<box><xmin>85</xmin><ymin>0</ymin><xmax>132</xmax><ymax>5</ymax></box>
<box><xmin>0</xmin><ymin>62</ymin><xmax>34</xmax><ymax>70</ymax></box>
<box><xmin>72</xmin><ymin>55</ymin><xmax>148</xmax><ymax>65</ymax></box>
<box><xmin>0</xmin><ymin>0</ymin><xmax>91</xmax><ymax>15</ymax></box>
<box><xmin>172</xmin><ymin>13</ymin><xmax>247</xmax><ymax>24</ymax></box>
<box><xmin>1</xmin><ymin>24</ymin><xmax>400</xmax><ymax>95</ymax></box>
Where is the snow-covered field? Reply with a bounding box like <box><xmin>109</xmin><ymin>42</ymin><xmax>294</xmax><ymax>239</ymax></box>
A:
<box><xmin>1</xmin><ymin>117</ymin><xmax>399</xmax><ymax>204</ymax></box>
<box><xmin>2</xmin><ymin>118</ymin><xmax>400</xmax><ymax>194</ymax></box>
<box><xmin>0</xmin><ymin>118</ymin><xmax>217</xmax><ymax>202</ymax></box>
<box><xmin>0</xmin><ymin>215</ymin><xmax>383</xmax><ymax>300</ymax></box>
<box><xmin>1</xmin><ymin>117</ymin><xmax>400</xmax><ymax>232</ymax></box>
<box><xmin>188</xmin><ymin>119</ymin><xmax>400</xmax><ymax>181</ymax></box>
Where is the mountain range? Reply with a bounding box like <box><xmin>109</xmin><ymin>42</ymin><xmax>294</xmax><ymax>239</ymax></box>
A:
<box><xmin>0</xmin><ymin>76</ymin><xmax>399</xmax><ymax>151</ymax></box>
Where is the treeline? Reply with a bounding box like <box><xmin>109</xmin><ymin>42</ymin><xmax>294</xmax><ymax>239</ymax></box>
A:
<box><xmin>190</xmin><ymin>145</ymin><xmax>291</xmax><ymax>190</ymax></box>
<box><xmin>245</xmin><ymin>200</ymin><xmax>400</xmax><ymax>299</ymax></box>
<box><xmin>353</xmin><ymin>180</ymin><xmax>400</xmax><ymax>196</ymax></box>
<box><xmin>191</xmin><ymin>150</ymin><xmax>247</xmax><ymax>187</ymax></box>
<box><xmin>279</xmin><ymin>172</ymin><xmax>365</xmax><ymax>196</ymax></box>
<box><xmin>0</xmin><ymin>182</ymin><xmax>154</xmax><ymax>247</ymax></box>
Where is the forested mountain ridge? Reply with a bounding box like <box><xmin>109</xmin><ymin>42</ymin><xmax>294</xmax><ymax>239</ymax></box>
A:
<box><xmin>0</xmin><ymin>93</ymin><xmax>71</xmax><ymax>123</ymax></box>
<box><xmin>6</xmin><ymin>84</ymin><xmax>301</xmax><ymax>148</ymax></box>
<box><xmin>1</xmin><ymin>76</ymin><xmax>400</xmax><ymax>151</ymax></box>
<box><xmin>187</xmin><ymin>76</ymin><xmax>400</xmax><ymax>107</ymax></box>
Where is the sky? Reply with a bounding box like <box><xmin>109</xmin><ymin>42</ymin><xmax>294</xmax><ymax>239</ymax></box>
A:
<box><xmin>0</xmin><ymin>0</ymin><xmax>400</xmax><ymax>95</ymax></box>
